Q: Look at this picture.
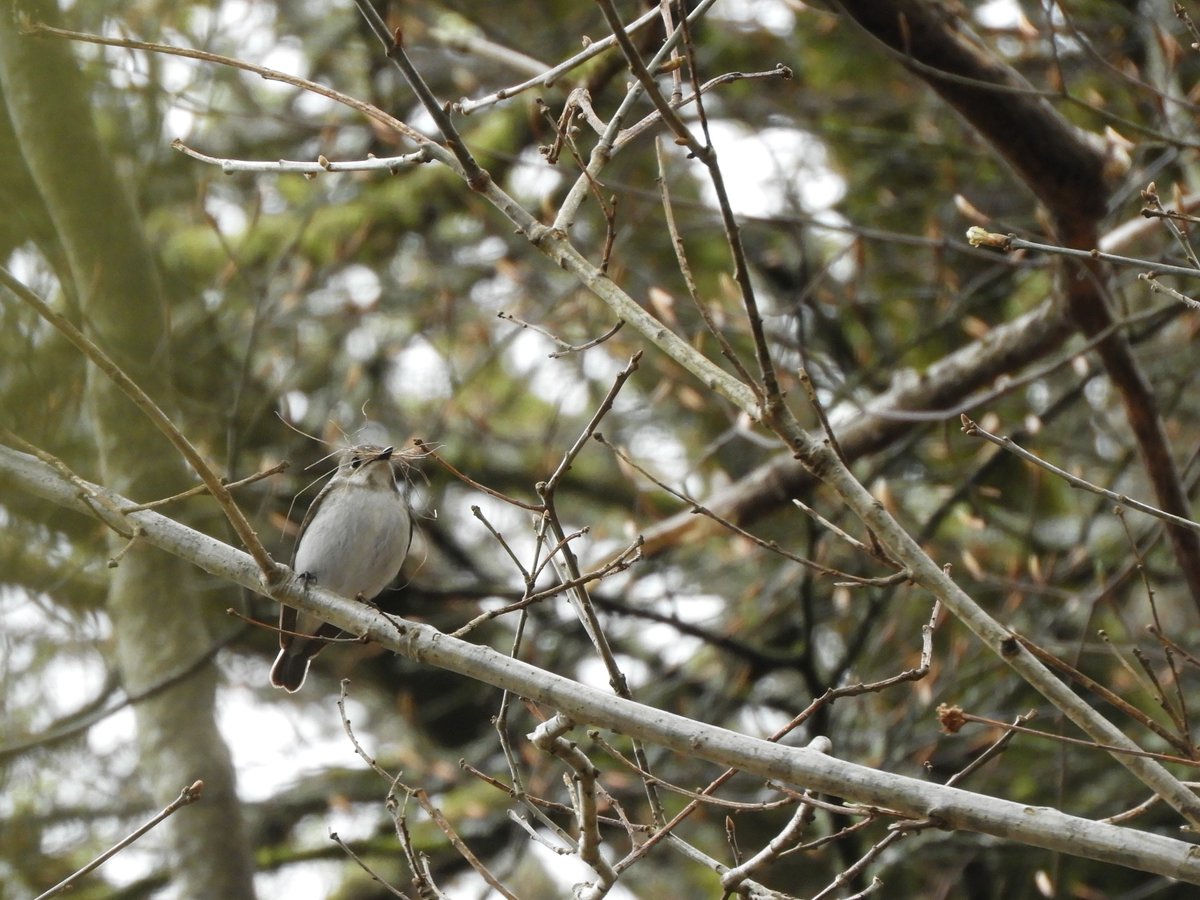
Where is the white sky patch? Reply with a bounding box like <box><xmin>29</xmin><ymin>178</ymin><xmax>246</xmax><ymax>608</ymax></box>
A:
<box><xmin>164</xmin><ymin>105</ymin><xmax>196</xmax><ymax>142</ymax></box>
<box><xmin>809</xmin><ymin>213</ymin><xmax>859</xmax><ymax>282</ymax></box>
<box><xmin>577</xmin><ymin>654</ymin><xmax>651</xmax><ymax>691</ymax></box>
<box><xmin>620</xmin><ymin>573</ymin><xmax>723</xmax><ymax>666</ymax></box>
<box><xmin>294</xmin><ymin>88</ymin><xmax>339</xmax><ymax>119</ymax></box>
<box><xmin>220</xmin><ymin>682</ymin><xmax>391</xmax><ymax>899</ymax></box>
<box><xmin>344</xmin><ymin>325</ymin><xmax>378</xmax><ymax>361</ymax></box>
<box><xmin>223</xmin><ymin>686</ymin><xmax>372</xmax><ymax>801</ymax></box>
<box><xmin>507</xmin><ymin>146</ymin><xmax>566</xmax><ymax>206</ymax></box>
<box><xmin>306</xmin><ymin>264</ymin><xmax>382</xmax><ymax>314</ymax></box>
<box><xmin>338</xmin><ymin>264</ymin><xmax>383</xmax><ymax>308</ymax></box>
<box><xmin>453</xmin><ymin>234</ymin><xmax>508</xmax><ymax>268</ymax></box>
<box><xmin>1026</xmin><ymin>379</ymin><xmax>1051</xmax><ymax>414</ymax></box>
<box><xmin>521</xmin><ymin>842</ymin><xmax>640</xmax><ymax>900</ymax></box>
<box><xmin>404</xmin><ymin>102</ymin><xmax>439</xmax><ymax>138</ymax></box>
<box><xmin>387</xmin><ymin>336</ymin><xmax>454</xmax><ymax>402</ymax></box>
<box><xmin>710</xmin><ymin>0</ymin><xmax>796</xmax><ymax>36</ymax></box>
<box><xmin>259</xmin><ymin>38</ymin><xmax>308</xmax><ymax>88</ymax></box>
<box><xmin>700</xmin><ymin>121</ymin><xmax>846</xmax><ymax>218</ymax></box>
<box><xmin>158</xmin><ymin>52</ymin><xmax>199</xmax><ymax>96</ymax></box>
<box><xmin>468</xmin><ymin>271</ymin><xmax>523</xmax><ymax>311</ymax></box>
<box><xmin>632</xmin><ymin>619</ymin><xmax>704</xmax><ymax>669</ymax></box>
<box><xmin>974</xmin><ymin>0</ymin><xmax>1022</xmax><ymax>28</ymax></box>
<box><xmin>87</xmin><ymin>704</ymin><xmax>139</xmax><ymax>761</ymax></box>
<box><xmin>6</xmin><ymin>244</ymin><xmax>57</xmax><ymax>297</ymax></box>
<box><xmin>4</xmin><ymin>592</ymin><xmax>111</xmax><ymax>732</ymax></box>
<box><xmin>580</xmin><ymin>346</ymin><xmax>626</xmax><ymax>385</ymax></box>
<box><xmin>575</xmin><ymin>655</ymin><xmax>624</xmax><ymax>691</ymax></box>
<box><xmin>259</xmin><ymin>179</ymin><xmax>290</xmax><ymax>214</ymax></box>
<box><xmin>159</xmin><ymin>52</ymin><xmax>202</xmax><ymax>141</ymax></box>
<box><xmin>256</xmin><ymin>862</ymin><xmax>344</xmax><ymax>900</ymax></box>
<box><xmin>216</xmin><ymin>0</ymin><xmax>279</xmax><ymax>63</ymax></box>
<box><xmin>735</xmin><ymin>695</ymin><xmax>831</xmax><ymax>750</ymax></box>
<box><xmin>281</xmin><ymin>389</ymin><xmax>310</xmax><ymax>422</ymax></box>
<box><xmin>204</xmin><ymin>187</ymin><xmax>249</xmax><ymax>235</ymax></box>
<box><xmin>626</xmin><ymin>424</ymin><xmax>690</xmax><ymax>485</ymax></box>
<box><xmin>458</xmin><ymin>489</ymin><xmax>541</xmax><ymax>561</ymax></box>
<box><xmin>504</xmin><ymin>330</ymin><xmax>591</xmax><ymax>416</ymax></box>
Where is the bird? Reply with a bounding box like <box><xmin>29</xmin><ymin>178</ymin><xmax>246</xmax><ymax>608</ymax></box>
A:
<box><xmin>270</xmin><ymin>444</ymin><xmax>413</xmax><ymax>692</ymax></box>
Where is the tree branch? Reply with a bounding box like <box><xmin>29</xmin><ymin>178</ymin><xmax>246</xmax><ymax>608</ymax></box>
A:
<box><xmin>5</xmin><ymin>442</ymin><xmax>1200</xmax><ymax>884</ymax></box>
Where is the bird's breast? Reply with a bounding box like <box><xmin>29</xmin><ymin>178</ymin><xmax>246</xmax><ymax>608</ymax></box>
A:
<box><xmin>293</xmin><ymin>485</ymin><xmax>411</xmax><ymax>599</ymax></box>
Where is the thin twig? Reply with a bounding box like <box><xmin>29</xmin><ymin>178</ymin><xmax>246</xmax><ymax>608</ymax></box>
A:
<box><xmin>721</xmin><ymin>738</ymin><xmax>831</xmax><ymax>892</ymax></box>
<box><xmin>329</xmin><ymin>832</ymin><xmax>410</xmax><ymax>899</ymax></box>
<box><xmin>961</xmin><ymin>414</ymin><xmax>1200</xmax><ymax>534</ymax></box>
<box><xmin>26</xmin><ymin>21</ymin><xmax>429</xmax><ymax>146</ymax></box>
<box><xmin>549</xmin><ymin>320</ymin><xmax>625</xmax><ymax>358</ymax></box>
<box><xmin>1139</xmin><ymin>272</ymin><xmax>1200</xmax><ymax>309</ymax></box>
<box><xmin>120</xmin><ymin>461</ymin><xmax>290</xmax><ymax>512</ymax></box>
<box><xmin>529</xmin><ymin>715</ymin><xmax>618</xmax><ymax>896</ymax></box>
<box><xmin>450</xmin><ymin>539</ymin><xmax>642</xmax><ymax>637</ymax></box>
<box><xmin>470</xmin><ymin>505</ymin><xmax>533</xmax><ymax>581</ymax></box>
<box><xmin>412</xmin><ymin>789</ymin><xmax>520</xmax><ymax>900</ymax></box>
<box><xmin>587</xmin><ymin>731</ymin><xmax>797</xmax><ymax>811</ymax></box>
<box><xmin>552</xmin><ymin>0</ymin><xmax>724</xmax><ymax>231</ymax></box>
<box><xmin>451</xmin><ymin>6</ymin><xmax>663</xmax><ymax>115</ymax></box>
<box><xmin>937</xmin><ymin>704</ymin><xmax>1200</xmax><ymax>767</ymax></box>
<box><xmin>537</xmin><ymin>370</ymin><xmax>668</xmax><ymax>832</ymax></box>
<box><xmin>612</xmin><ymin>66</ymin><xmax>794</xmax><ymax>153</ymax></box>
<box><xmin>815</xmin><ymin>708</ymin><xmax>1033</xmax><ymax>900</ymax></box>
<box><xmin>352</xmin><ymin>0</ymin><xmax>490</xmax><ymax>190</ymax></box>
<box><xmin>597</xmin><ymin>0</ymin><xmax>783</xmax><ymax>411</ymax></box>
<box><xmin>338</xmin><ymin>680</ymin><xmax>397</xmax><ymax>780</ymax></box>
<box><xmin>1115</xmin><ymin>506</ymin><xmax>1190</xmax><ymax>738</ymax></box>
<box><xmin>790</xmin><ymin>498</ymin><xmax>868</xmax><ymax>555</ymax></box>
<box><xmin>966</xmin><ymin>226</ymin><xmax>1200</xmax><ymax>278</ymax></box>
<box><xmin>1013</xmin><ymin>633</ymin><xmax>1194</xmax><ymax>757</ymax></box>
<box><xmin>655</xmin><ymin>137</ymin><xmax>761</xmax><ymax>397</ymax></box>
<box><xmin>942</xmin><ymin>710</ymin><xmax>1037</xmax><ymax>788</ymax></box>
<box><xmin>545</xmin><ymin>351</ymin><xmax>642</xmax><ymax>490</ymax></box>
<box><xmin>1141</xmin><ymin>182</ymin><xmax>1200</xmax><ymax>269</ymax></box>
<box><xmin>613</xmin><ymin>601</ymin><xmax>938</xmax><ymax>878</ymax></box>
<box><xmin>1097</xmin><ymin>629</ymin><xmax>1170</xmax><ymax>720</ymax></box>
<box><xmin>412</xmin><ymin>439</ymin><xmax>542</xmax><ymax>511</ymax></box>
<box><xmin>172</xmin><ymin>139</ymin><xmax>432</xmax><ymax>175</ymax></box>
<box><xmin>597</xmin><ymin>434</ymin><xmax>907</xmax><ymax>584</ymax></box>
<box><xmin>497</xmin><ymin>309</ymin><xmax>624</xmax><ymax>357</ymax></box>
<box><xmin>34</xmin><ymin>782</ymin><xmax>204</xmax><ymax>900</ymax></box>
<box><xmin>1148</xmin><ymin>624</ymin><xmax>1200</xmax><ymax>670</ymax></box>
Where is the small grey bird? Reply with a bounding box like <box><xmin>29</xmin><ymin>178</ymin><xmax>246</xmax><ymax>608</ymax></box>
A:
<box><xmin>270</xmin><ymin>444</ymin><xmax>413</xmax><ymax>692</ymax></box>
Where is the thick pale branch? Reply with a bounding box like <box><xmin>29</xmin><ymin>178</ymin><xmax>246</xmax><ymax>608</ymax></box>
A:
<box><xmin>5</xmin><ymin>442</ymin><xmax>1200</xmax><ymax>884</ymax></box>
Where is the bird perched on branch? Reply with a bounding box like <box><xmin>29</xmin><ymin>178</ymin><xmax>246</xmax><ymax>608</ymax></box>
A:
<box><xmin>270</xmin><ymin>444</ymin><xmax>413</xmax><ymax>692</ymax></box>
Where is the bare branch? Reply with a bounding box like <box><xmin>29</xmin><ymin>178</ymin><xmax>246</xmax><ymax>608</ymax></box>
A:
<box><xmin>34</xmin><ymin>782</ymin><xmax>204</xmax><ymax>900</ymax></box>
<box><xmin>960</xmin><ymin>414</ymin><xmax>1200</xmax><ymax>534</ymax></box>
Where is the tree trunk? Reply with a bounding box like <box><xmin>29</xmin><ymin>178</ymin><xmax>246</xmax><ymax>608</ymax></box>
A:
<box><xmin>0</xmin><ymin>4</ymin><xmax>257</xmax><ymax>896</ymax></box>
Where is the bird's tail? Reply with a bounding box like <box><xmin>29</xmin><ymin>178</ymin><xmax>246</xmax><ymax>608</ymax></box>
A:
<box><xmin>269</xmin><ymin>647</ymin><xmax>311</xmax><ymax>692</ymax></box>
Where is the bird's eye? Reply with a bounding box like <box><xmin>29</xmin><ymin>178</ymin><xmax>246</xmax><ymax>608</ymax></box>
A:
<box><xmin>350</xmin><ymin>457</ymin><xmax>364</xmax><ymax>469</ymax></box>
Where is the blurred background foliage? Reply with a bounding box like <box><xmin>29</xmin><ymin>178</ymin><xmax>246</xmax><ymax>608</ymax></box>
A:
<box><xmin>4</xmin><ymin>0</ymin><xmax>1200</xmax><ymax>897</ymax></box>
